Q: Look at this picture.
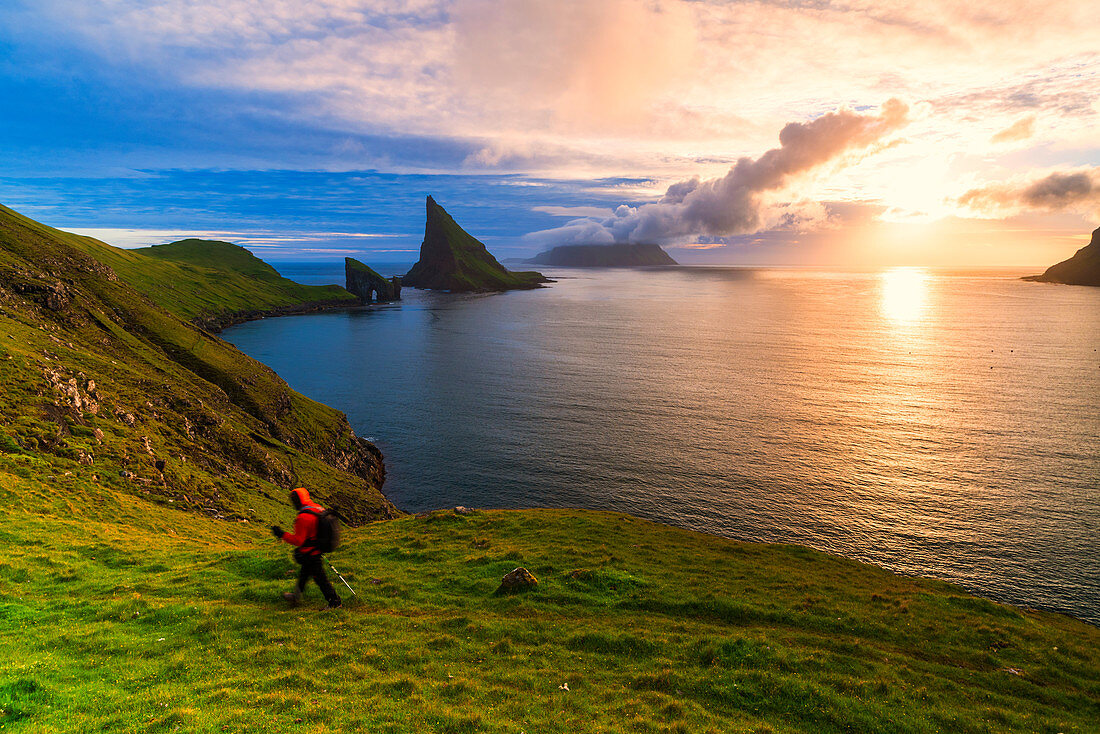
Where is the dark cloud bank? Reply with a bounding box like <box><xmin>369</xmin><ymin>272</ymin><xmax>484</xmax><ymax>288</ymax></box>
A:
<box><xmin>960</xmin><ymin>168</ymin><xmax>1100</xmax><ymax>216</ymax></box>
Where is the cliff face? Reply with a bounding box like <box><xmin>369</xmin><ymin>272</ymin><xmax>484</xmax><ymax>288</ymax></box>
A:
<box><xmin>404</xmin><ymin>196</ymin><xmax>549</xmax><ymax>292</ymax></box>
<box><xmin>1025</xmin><ymin>227</ymin><xmax>1100</xmax><ymax>286</ymax></box>
<box><xmin>345</xmin><ymin>257</ymin><xmax>401</xmax><ymax>302</ymax></box>
<box><xmin>526</xmin><ymin>243</ymin><xmax>678</xmax><ymax>267</ymax></box>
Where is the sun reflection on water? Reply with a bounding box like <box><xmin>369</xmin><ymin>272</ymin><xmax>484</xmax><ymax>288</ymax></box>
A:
<box><xmin>880</xmin><ymin>267</ymin><xmax>929</xmax><ymax>323</ymax></box>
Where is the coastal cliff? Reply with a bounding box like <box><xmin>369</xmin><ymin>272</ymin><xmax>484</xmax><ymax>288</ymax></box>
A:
<box><xmin>404</xmin><ymin>196</ymin><xmax>549</xmax><ymax>292</ymax></box>
<box><xmin>527</xmin><ymin>243</ymin><xmax>678</xmax><ymax>267</ymax></box>
<box><xmin>0</xmin><ymin>203</ymin><xmax>395</xmax><ymax>523</ymax></box>
<box><xmin>1025</xmin><ymin>226</ymin><xmax>1100</xmax><ymax>286</ymax></box>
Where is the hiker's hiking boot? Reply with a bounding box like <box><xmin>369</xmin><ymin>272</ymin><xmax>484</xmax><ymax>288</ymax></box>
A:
<box><xmin>323</xmin><ymin>600</ymin><xmax>343</xmax><ymax>611</ymax></box>
<box><xmin>282</xmin><ymin>591</ymin><xmax>301</xmax><ymax>608</ymax></box>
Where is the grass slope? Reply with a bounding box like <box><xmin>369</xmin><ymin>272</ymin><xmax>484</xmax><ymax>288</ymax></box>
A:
<box><xmin>1</xmin><ymin>471</ymin><xmax>1097</xmax><ymax>733</ymax></box>
<box><xmin>0</xmin><ymin>208</ymin><xmax>355</xmax><ymax>329</ymax></box>
<box><xmin>130</xmin><ymin>239</ymin><xmax>355</xmax><ymax>326</ymax></box>
<box><xmin>0</xmin><ymin>203</ymin><xmax>394</xmax><ymax>525</ymax></box>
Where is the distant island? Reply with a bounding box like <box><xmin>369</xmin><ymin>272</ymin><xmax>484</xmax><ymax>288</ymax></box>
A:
<box><xmin>1024</xmin><ymin>226</ymin><xmax>1100</xmax><ymax>287</ymax></box>
<box><xmin>526</xmin><ymin>243</ymin><xmax>677</xmax><ymax>267</ymax></box>
<box><xmin>404</xmin><ymin>196</ymin><xmax>549</xmax><ymax>292</ymax></box>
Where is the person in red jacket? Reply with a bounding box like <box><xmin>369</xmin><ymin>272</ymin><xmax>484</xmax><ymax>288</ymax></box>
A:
<box><xmin>271</xmin><ymin>487</ymin><xmax>341</xmax><ymax>609</ymax></box>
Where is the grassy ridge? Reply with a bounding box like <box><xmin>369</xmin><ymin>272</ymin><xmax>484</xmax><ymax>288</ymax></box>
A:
<box><xmin>0</xmin><ymin>207</ymin><xmax>355</xmax><ymax>327</ymax></box>
<box><xmin>130</xmin><ymin>238</ymin><xmax>355</xmax><ymax>326</ymax></box>
<box><xmin>1</xmin><ymin>469</ymin><xmax>1098</xmax><ymax>733</ymax></box>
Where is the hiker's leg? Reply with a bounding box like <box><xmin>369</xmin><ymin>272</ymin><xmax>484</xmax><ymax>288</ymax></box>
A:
<box><xmin>312</xmin><ymin>558</ymin><xmax>341</xmax><ymax>607</ymax></box>
<box><xmin>295</xmin><ymin>552</ymin><xmax>311</xmax><ymax>595</ymax></box>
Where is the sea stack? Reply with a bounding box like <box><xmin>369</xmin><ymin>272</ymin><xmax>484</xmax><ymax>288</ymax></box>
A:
<box><xmin>403</xmin><ymin>196</ymin><xmax>549</xmax><ymax>292</ymax></box>
<box><xmin>526</xmin><ymin>243</ymin><xmax>678</xmax><ymax>267</ymax></box>
<box><xmin>345</xmin><ymin>257</ymin><xmax>400</xmax><ymax>302</ymax></box>
<box><xmin>1025</xmin><ymin>227</ymin><xmax>1100</xmax><ymax>287</ymax></box>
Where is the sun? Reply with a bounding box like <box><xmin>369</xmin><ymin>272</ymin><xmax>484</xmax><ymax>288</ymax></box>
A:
<box><xmin>880</xmin><ymin>267</ymin><xmax>929</xmax><ymax>323</ymax></box>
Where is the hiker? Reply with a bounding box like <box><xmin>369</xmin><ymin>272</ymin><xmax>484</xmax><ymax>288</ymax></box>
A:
<box><xmin>271</xmin><ymin>487</ymin><xmax>342</xmax><ymax>609</ymax></box>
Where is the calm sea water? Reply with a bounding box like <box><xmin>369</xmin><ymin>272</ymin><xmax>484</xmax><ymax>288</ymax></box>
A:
<box><xmin>225</xmin><ymin>264</ymin><xmax>1100</xmax><ymax>623</ymax></box>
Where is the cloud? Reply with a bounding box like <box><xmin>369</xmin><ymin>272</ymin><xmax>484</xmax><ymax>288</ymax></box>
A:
<box><xmin>991</xmin><ymin>116</ymin><xmax>1035</xmax><ymax>143</ymax></box>
<box><xmin>532</xmin><ymin>205</ymin><xmax>615</xmax><ymax>218</ymax></box>
<box><xmin>958</xmin><ymin>168</ymin><xmax>1100</xmax><ymax>217</ymax></box>
<box><xmin>523</xmin><ymin>99</ymin><xmax>910</xmax><ymax>245</ymax></box>
<box><xmin>452</xmin><ymin>0</ymin><xmax>696</xmax><ymax>130</ymax></box>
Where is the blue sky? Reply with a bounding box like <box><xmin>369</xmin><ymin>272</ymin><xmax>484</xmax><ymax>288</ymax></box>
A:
<box><xmin>1</xmin><ymin>1</ymin><xmax>1097</xmax><ymax>266</ymax></box>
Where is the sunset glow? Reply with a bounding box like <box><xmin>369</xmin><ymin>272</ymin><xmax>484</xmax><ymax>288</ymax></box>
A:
<box><xmin>1</xmin><ymin>1</ymin><xmax>1097</xmax><ymax>264</ymax></box>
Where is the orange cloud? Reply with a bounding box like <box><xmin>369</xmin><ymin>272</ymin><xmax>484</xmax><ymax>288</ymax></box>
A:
<box><xmin>991</xmin><ymin>116</ymin><xmax>1035</xmax><ymax>143</ymax></box>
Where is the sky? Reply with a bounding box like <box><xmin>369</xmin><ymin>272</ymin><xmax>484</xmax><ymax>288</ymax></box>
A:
<box><xmin>1</xmin><ymin>0</ymin><xmax>1097</xmax><ymax>265</ymax></box>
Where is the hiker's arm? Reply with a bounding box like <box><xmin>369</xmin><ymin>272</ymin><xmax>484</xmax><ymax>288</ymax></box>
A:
<box><xmin>281</xmin><ymin>514</ymin><xmax>309</xmax><ymax>546</ymax></box>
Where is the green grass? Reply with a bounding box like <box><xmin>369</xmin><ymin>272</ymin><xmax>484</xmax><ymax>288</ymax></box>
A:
<box><xmin>0</xmin><ymin>205</ymin><xmax>354</xmax><ymax>327</ymax></box>
<box><xmin>1</xmin><ymin>469</ymin><xmax>1097</xmax><ymax>733</ymax></box>
<box><xmin>130</xmin><ymin>238</ymin><xmax>355</xmax><ymax>324</ymax></box>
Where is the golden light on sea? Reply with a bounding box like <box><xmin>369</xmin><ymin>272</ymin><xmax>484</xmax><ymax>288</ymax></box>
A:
<box><xmin>880</xmin><ymin>267</ymin><xmax>929</xmax><ymax>323</ymax></box>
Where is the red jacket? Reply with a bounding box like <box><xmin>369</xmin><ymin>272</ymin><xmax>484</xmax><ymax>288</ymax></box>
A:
<box><xmin>281</xmin><ymin>487</ymin><xmax>324</xmax><ymax>555</ymax></box>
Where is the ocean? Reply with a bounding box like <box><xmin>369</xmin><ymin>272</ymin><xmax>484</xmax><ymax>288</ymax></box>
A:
<box><xmin>223</xmin><ymin>264</ymin><xmax>1100</xmax><ymax>624</ymax></box>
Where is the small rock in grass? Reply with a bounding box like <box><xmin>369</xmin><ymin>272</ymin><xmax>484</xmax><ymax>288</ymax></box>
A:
<box><xmin>454</xmin><ymin>506</ymin><xmax>472</xmax><ymax>515</ymax></box>
<box><xmin>498</xmin><ymin>567</ymin><xmax>538</xmax><ymax>593</ymax></box>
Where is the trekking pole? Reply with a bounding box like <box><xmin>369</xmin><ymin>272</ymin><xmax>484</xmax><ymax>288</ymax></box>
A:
<box><xmin>328</xmin><ymin>562</ymin><xmax>357</xmax><ymax>596</ymax></box>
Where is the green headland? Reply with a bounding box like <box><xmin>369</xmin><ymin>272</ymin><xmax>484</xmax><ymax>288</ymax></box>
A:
<box><xmin>404</xmin><ymin>196</ymin><xmax>549</xmax><ymax>292</ymax></box>
<box><xmin>1</xmin><ymin>203</ymin><xmax>1097</xmax><ymax>733</ymax></box>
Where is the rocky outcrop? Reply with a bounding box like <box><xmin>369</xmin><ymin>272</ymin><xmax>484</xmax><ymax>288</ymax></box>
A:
<box><xmin>404</xmin><ymin>196</ymin><xmax>550</xmax><ymax>292</ymax></box>
<box><xmin>345</xmin><ymin>257</ymin><xmax>401</xmax><ymax>302</ymax></box>
<box><xmin>1025</xmin><ymin>227</ymin><xmax>1100</xmax><ymax>286</ymax></box>
<box><xmin>498</xmin><ymin>567</ymin><xmax>538</xmax><ymax>593</ymax></box>
<box><xmin>526</xmin><ymin>243</ymin><xmax>678</xmax><ymax>267</ymax></box>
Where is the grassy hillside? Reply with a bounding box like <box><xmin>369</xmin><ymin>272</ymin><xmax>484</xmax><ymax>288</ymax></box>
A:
<box><xmin>0</xmin><ymin>203</ymin><xmax>394</xmax><ymax>524</ymax></box>
<box><xmin>0</xmin><ymin>207</ymin><xmax>356</xmax><ymax>329</ymax></box>
<box><xmin>130</xmin><ymin>238</ymin><xmax>356</xmax><ymax>327</ymax></box>
<box><xmin>1</xmin><ymin>469</ymin><xmax>1097</xmax><ymax>733</ymax></box>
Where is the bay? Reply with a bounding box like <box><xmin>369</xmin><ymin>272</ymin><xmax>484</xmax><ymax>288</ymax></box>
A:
<box><xmin>225</xmin><ymin>264</ymin><xmax>1100</xmax><ymax>623</ymax></box>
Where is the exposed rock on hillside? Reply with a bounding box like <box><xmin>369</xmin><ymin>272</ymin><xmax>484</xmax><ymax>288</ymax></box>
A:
<box><xmin>345</xmin><ymin>257</ymin><xmax>401</xmax><ymax>302</ymax></box>
<box><xmin>404</xmin><ymin>196</ymin><xmax>549</xmax><ymax>292</ymax></box>
<box><xmin>1024</xmin><ymin>227</ymin><xmax>1100</xmax><ymax>286</ymax></box>
<box><xmin>526</xmin><ymin>243</ymin><xmax>678</xmax><ymax>267</ymax></box>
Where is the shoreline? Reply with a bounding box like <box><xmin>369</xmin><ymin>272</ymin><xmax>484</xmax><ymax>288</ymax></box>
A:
<box><xmin>192</xmin><ymin>297</ymin><xmax>364</xmax><ymax>333</ymax></box>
